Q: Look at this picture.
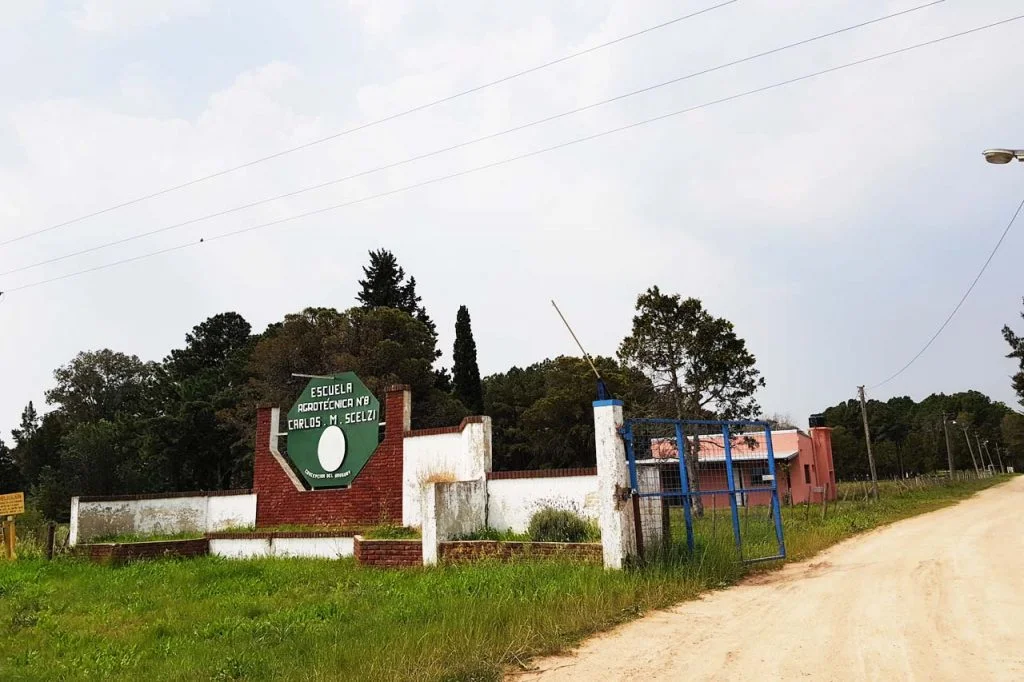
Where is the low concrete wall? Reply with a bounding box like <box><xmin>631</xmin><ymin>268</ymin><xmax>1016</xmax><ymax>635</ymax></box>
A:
<box><xmin>438</xmin><ymin>540</ymin><xmax>602</xmax><ymax>564</ymax></box>
<box><xmin>637</xmin><ymin>466</ymin><xmax>664</xmax><ymax>551</ymax></box>
<box><xmin>70</xmin><ymin>490</ymin><xmax>256</xmax><ymax>546</ymax></box>
<box><xmin>421</xmin><ymin>479</ymin><xmax>486</xmax><ymax>565</ymax></box>
<box><xmin>208</xmin><ymin>533</ymin><xmax>356</xmax><ymax>559</ymax></box>
<box><xmin>485</xmin><ymin>469</ymin><xmax>599</xmax><ymax>533</ymax></box>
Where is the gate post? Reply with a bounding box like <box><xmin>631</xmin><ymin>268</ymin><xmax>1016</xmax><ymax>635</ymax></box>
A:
<box><xmin>593</xmin><ymin>399</ymin><xmax>637</xmax><ymax>569</ymax></box>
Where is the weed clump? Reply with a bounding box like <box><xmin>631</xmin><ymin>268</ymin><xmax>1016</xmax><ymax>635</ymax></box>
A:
<box><xmin>528</xmin><ymin>508</ymin><xmax>594</xmax><ymax>543</ymax></box>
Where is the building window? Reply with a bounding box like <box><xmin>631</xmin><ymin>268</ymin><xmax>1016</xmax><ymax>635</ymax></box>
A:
<box><xmin>749</xmin><ymin>467</ymin><xmax>771</xmax><ymax>486</ymax></box>
<box><xmin>803</xmin><ymin>464</ymin><xmax>811</xmax><ymax>485</ymax></box>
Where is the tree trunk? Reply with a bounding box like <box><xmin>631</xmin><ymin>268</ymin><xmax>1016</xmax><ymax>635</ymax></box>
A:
<box><xmin>670</xmin><ymin>368</ymin><xmax>704</xmax><ymax>517</ymax></box>
<box><xmin>688</xmin><ymin>436</ymin><xmax>704</xmax><ymax>516</ymax></box>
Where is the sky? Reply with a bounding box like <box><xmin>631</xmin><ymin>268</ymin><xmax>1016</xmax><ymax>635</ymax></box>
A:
<box><xmin>1</xmin><ymin>0</ymin><xmax>1022</xmax><ymax>439</ymax></box>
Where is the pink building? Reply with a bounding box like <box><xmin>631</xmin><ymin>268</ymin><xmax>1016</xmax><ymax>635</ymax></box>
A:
<box><xmin>643</xmin><ymin>427</ymin><xmax>835</xmax><ymax>506</ymax></box>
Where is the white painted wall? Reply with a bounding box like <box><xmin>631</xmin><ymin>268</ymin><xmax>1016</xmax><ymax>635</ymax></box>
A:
<box><xmin>402</xmin><ymin>418</ymin><xmax>492</xmax><ymax>527</ymax></box>
<box><xmin>208</xmin><ymin>494</ymin><xmax>257</xmax><ymax>530</ymax></box>
<box><xmin>486</xmin><ymin>476</ymin><xmax>599</xmax><ymax>534</ymax></box>
<box><xmin>70</xmin><ymin>493</ymin><xmax>257</xmax><ymax>546</ymax></box>
<box><xmin>208</xmin><ymin>536</ymin><xmax>355</xmax><ymax>559</ymax></box>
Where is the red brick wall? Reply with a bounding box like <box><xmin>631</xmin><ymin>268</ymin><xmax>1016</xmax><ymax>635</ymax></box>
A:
<box><xmin>254</xmin><ymin>386</ymin><xmax>408</xmax><ymax>527</ymax></box>
<box><xmin>438</xmin><ymin>541</ymin><xmax>602</xmax><ymax>564</ymax></box>
<box><xmin>353</xmin><ymin>536</ymin><xmax>422</xmax><ymax>567</ymax></box>
<box><xmin>78</xmin><ymin>539</ymin><xmax>210</xmax><ymax>564</ymax></box>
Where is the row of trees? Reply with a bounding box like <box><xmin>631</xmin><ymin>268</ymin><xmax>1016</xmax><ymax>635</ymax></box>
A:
<box><xmin>0</xmin><ymin>250</ymin><xmax>489</xmax><ymax>519</ymax></box>
<box><xmin>3</xmin><ymin>249</ymin><xmax>1021</xmax><ymax>520</ymax></box>
<box><xmin>820</xmin><ymin>298</ymin><xmax>1024</xmax><ymax>479</ymax></box>
<box><xmin>0</xmin><ymin>251</ymin><xmax>768</xmax><ymax>519</ymax></box>
<box><xmin>821</xmin><ymin>391</ymin><xmax>1023</xmax><ymax>478</ymax></box>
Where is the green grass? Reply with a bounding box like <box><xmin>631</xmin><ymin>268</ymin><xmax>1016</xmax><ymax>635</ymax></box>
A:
<box><xmin>87</xmin><ymin>531</ymin><xmax>205</xmax><ymax>544</ymax></box>
<box><xmin>0</xmin><ymin>475</ymin><xmax>1010</xmax><ymax>681</ymax></box>
<box><xmin>451</xmin><ymin>527</ymin><xmax>532</xmax><ymax>541</ymax></box>
<box><xmin>362</xmin><ymin>525</ymin><xmax>421</xmax><ymax>540</ymax></box>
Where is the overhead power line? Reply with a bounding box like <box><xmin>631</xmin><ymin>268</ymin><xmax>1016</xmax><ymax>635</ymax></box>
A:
<box><xmin>0</xmin><ymin>0</ymin><xmax>946</xmax><ymax>279</ymax></box>
<box><xmin>0</xmin><ymin>0</ymin><xmax>738</xmax><ymax>249</ymax></box>
<box><xmin>2</xmin><ymin>13</ymin><xmax>1021</xmax><ymax>297</ymax></box>
<box><xmin>869</xmin><ymin>193</ymin><xmax>1024</xmax><ymax>390</ymax></box>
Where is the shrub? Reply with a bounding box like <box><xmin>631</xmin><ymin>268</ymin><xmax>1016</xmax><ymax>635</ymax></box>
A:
<box><xmin>528</xmin><ymin>508</ymin><xmax>593</xmax><ymax>543</ymax></box>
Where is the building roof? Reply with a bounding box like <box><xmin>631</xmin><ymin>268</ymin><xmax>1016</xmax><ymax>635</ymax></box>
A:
<box><xmin>645</xmin><ymin>433</ymin><xmax>803</xmax><ymax>463</ymax></box>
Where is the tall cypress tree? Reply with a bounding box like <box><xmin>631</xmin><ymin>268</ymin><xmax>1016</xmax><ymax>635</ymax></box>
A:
<box><xmin>452</xmin><ymin>305</ymin><xmax>484</xmax><ymax>413</ymax></box>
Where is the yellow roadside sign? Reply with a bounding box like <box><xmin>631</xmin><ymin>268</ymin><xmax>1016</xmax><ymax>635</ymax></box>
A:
<box><xmin>0</xmin><ymin>492</ymin><xmax>25</xmax><ymax>516</ymax></box>
<box><xmin>0</xmin><ymin>493</ymin><xmax>22</xmax><ymax>560</ymax></box>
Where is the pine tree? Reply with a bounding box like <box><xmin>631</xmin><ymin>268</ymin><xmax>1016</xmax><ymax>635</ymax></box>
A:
<box><xmin>357</xmin><ymin>249</ymin><xmax>406</xmax><ymax>309</ymax></box>
<box><xmin>11</xmin><ymin>401</ymin><xmax>39</xmax><ymax>446</ymax></box>
<box><xmin>0</xmin><ymin>439</ymin><xmax>22</xmax><ymax>494</ymax></box>
<box><xmin>452</xmin><ymin>305</ymin><xmax>484</xmax><ymax>413</ymax></box>
<box><xmin>356</xmin><ymin>250</ymin><xmax>438</xmax><ymax>352</ymax></box>
<box><xmin>401</xmin><ymin>276</ymin><xmax>436</xmax><ymax>338</ymax></box>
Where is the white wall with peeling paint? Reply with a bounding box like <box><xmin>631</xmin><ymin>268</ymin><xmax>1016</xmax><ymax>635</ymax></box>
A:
<box><xmin>402</xmin><ymin>418</ymin><xmax>492</xmax><ymax>528</ymax></box>
<box><xmin>486</xmin><ymin>476</ymin><xmax>599</xmax><ymax>534</ymax></box>
<box><xmin>70</xmin><ymin>493</ymin><xmax>256</xmax><ymax>545</ymax></box>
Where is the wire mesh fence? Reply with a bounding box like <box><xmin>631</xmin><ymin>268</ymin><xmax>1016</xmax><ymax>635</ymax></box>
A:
<box><xmin>625</xmin><ymin>418</ymin><xmax>785</xmax><ymax>564</ymax></box>
<box><xmin>835</xmin><ymin>467</ymin><xmax>998</xmax><ymax>502</ymax></box>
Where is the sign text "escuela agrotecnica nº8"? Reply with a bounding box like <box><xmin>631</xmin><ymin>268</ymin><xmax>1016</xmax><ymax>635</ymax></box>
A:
<box><xmin>286</xmin><ymin>373</ymin><xmax>380</xmax><ymax>489</ymax></box>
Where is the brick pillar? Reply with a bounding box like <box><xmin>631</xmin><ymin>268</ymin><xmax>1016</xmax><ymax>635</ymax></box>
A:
<box><xmin>384</xmin><ymin>384</ymin><xmax>412</xmax><ymax>440</ymax></box>
<box><xmin>810</xmin><ymin>427</ymin><xmax>835</xmax><ymax>500</ymax></box>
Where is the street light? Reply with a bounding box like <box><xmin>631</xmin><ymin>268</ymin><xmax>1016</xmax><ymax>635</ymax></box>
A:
<box><xmin>952</xmin><ymin>420</ymin><xmax>981</xmax><ymax>475</ymax></box>
<box><xmin>983</xmin><ymin>148</ymin><xmax>1024</xmax><ymax>164</ymax></box>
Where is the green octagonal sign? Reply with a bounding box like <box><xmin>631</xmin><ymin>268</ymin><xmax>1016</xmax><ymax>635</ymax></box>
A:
<box><xmin>286</xmin><ymin>372</ymin><xmax>380</xmax><ymax>489</ymax></box>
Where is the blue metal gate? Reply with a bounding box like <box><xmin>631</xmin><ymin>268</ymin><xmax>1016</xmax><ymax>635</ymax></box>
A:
<box><xmin>620</xmin><ymin>418</ymin><xmax>786</xmax><ymax>563</ymax></box>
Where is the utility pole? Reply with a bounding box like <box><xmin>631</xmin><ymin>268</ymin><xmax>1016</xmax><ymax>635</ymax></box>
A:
<box><xmin>975</xmin><ymin>434</ymin><xmax>991</xmax><ymax>474</ymax></box>
<box><xmin>981</xmin><ymin>439</ymin><xmax>998</xmax><ymax>473</ymax></box>
<box><xmin>857</xmin><ymin>386</ymin><xmax>879</xmax><ymax>500</ymax></box>
<box><xmin>962</xmin><ymin>426</ymin><xmax>980</xmax><ymax>475</ymax></box>
<box><xmin>942</xmin><ymin>413</ymin><xmax>955</xmax><ymax>477</ymax></box>
<box><xmin>994</xmin><ymin>443</ymin><xmax>1006</xmax><ymax>473</ymax></box>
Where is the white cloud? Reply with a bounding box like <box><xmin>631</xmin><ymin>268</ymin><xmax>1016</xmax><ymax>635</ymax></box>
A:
<box><xmin>2</xmin><ymin>0</ymin><xmax>1023</xmax><ymax>440</ymax></box>
<box><xmin>70</xmin><ymin>0</ymin><xmax>210</xmax><ymax>33</ymax></box>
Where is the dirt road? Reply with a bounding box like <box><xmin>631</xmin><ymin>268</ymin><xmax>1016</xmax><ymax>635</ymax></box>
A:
<box><xmin>519</xmin><ymin>477</ymin><xmax>1024</xmax><ymax>681</ymax></box>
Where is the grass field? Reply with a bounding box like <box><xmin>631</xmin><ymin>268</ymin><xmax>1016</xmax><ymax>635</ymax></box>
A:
<box><xmin>0</xmin><ymin>475</ymin><xmax>1009</xmax><ymax>681</ymax></box>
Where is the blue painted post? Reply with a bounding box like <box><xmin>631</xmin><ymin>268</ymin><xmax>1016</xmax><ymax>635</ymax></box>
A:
<box><xmin>621</xmin><ymin>422</ymin><xmax>645</xmax><ymax>559</ymax></box>
<box><xmin>764</xmin><ymin>425</ymin><xmax>787</xmax><ymax>558</ymax></box>
<box><xmin>675</xmin><ymin>422</ymin><xmax>695</xmax><ymax>553</ymax></box>
<box><xmin>721</xmin><ymin>424</ymin><xmax>743</xmax><ymax>559</ymax></box>
<box><xmin>623</xmin><ymin>423</ymin><xmax>639</xmax><ymax>492</ymax></box>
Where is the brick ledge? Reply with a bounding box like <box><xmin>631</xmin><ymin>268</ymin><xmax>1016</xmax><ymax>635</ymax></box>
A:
<box><xmin>486</xmin><ymin>468</ymin><xmax>596</xmax><ymax>480</ymax></box>
<box><xmin>77</xmin><ymin>489</ymin><xmax>253</xmax><ymax>503</ymax></box>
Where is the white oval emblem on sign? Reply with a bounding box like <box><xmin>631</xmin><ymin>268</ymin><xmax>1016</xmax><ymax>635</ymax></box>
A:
<box><xmin>317</xmin><ymin>425</ymin><xmax>346</xmax><ymax>472</ymax></box>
